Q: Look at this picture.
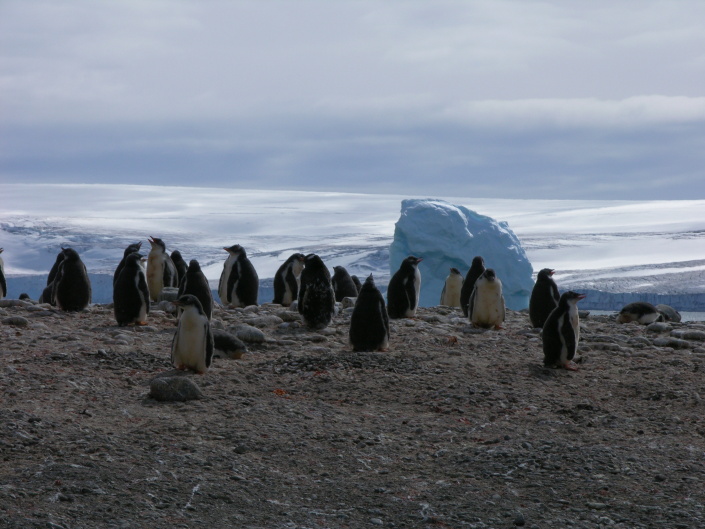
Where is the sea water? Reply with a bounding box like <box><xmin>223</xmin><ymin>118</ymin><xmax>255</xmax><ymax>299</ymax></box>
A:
<box><xmin>589</xmin><ymin>310</ymin><xmax>705</xmax><ymax>323</ymax></box>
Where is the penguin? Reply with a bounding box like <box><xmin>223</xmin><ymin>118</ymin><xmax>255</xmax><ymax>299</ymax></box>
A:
<box><xmin>656</xmin><ymin>304</ymin><xmax>681</xmax><ymax>323</ymax></box>
<box><xmin>529</xmin><ymin>268</ymin><xmax>560</xmax><ymax>328</ymax></box>
<box><xmin>332</xmin><ymin>265</ymin><xmax>359</xmax><ymax>302</ymax></box>
<box><xmin>218</xmin><ymin>244</ymin><xmax>259</xmax><ymax>307</ymax></box>
<box><xmin>171</xmin><ymin>294</ymin><xmax>214</xmax><ymax>374</ymax></box>
<box><xmin>468</xmin><ymin>269</ymin><xmax>505</xmax><ymax>329</ymax></box>
<box><xmin>113</xmin><ymin>252</ymin><xmax>150</xmax><ymax>326</ymax></box>
<box><xmin>460</xmin><ymin>256</ymin><xmax>485</xmax><ymax>317</ymax></box>
<box><xmin>171</xmin><ymin>250</ymin><xmax>188</xmax><ymax>288</ymax></box>
<box><xmin>0</xmin><ymin>248</ymin><xmax>6</xmax><ymax>300</ymax></box>
<box><xmin>52</xmin><ymin>248</ymin><xmax>92</xmax><ymax>311</ymax></box>
<box><xmin>39</xmin><ymin>250</ymin><xmax>66</xmax><ymax>304</ymax></box>
<box><xmin>387</xmin><ymin>256</ymin><xmax>423</xmax><ymax>319</ymax></box>
<box><xmin>298</xmin><ymin>253</ymin><xmax>336</xmax><ymax>330</ymax></box>
<box><xmin>542</xmin><ymin>291</ymin><xmax>586</xmax><ymax>371</ymax></box>
<box><xmin>616</xmin><ymin>302</ymin><xmax>664</xmax><ymax>325</ymax></box>
<box><xmin>272</xmin><ymin>253</ymin><xmax>305</xmax><ymax>306</ymax></box>
<box><xmin>178</xmin><ymin>259</ymin><xmax>213</xmax><ymax>320</ymax></box>
<box><xmin>113</xmin><ymin>242</ymin><xmax>143</xmax><ymax>287</ymax></box>
<box><xmin>349</xmin><ymin>274</ymin><xmax>390</xmax><ymax>352</ymax></box>
<box><xmin>351</xmin><ymin>275</ymin><xmax>362</xmax><ymax>294</ymax></box>
<box><xmin>146</xmin><ymin>237</ymin><xmax>178</xmax><ymax>302</ymax></box>
<box><xmin>212</xmin><ymin>329</ymin><xmax>249</xmax><ymax>359</ymax></box>
<box><xmin>439</xmin><ymin>267</ymin><xmax>463</xmax><ymax>308</ymax></box>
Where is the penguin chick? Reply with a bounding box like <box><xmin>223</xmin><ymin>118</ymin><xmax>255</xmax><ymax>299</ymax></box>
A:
<box><xmin>212</xmin><ymin>329</ymin><xmax>249</xmax><ymax>359</ymax></box>
<box><xmin>387</xmin><ymin>256</ymin><xmax>423</xmax><ymax>319</ymax></box>
<box><xmin>113</xmin><ymin>242</ymin><xmax>142</xmax><ymax>287</ymax></box>
<box><xmin>218</xmin><ymin>244</ymin><xmax>259</xmax><ymax>307</ymax></box>
<box><xmin>440</xmin><ymin>267</ymin><xmax>463</xmax><ymax>307</ymax></box>
<box><xmin>178</xmin><ymin>259</ymin><xmax>213</xmax><ymax>320</ymax></box>
<box><xmin>351</xmin><ymin>275</ymin><xmax>362</xmax><ymax>294</ymax></box>
<box><xmin>460</xmin><ymin>256</ymin><xmax>485</xmax><ymax>317</ymax></box>
<box><xmin>113</xmin><ymin>252</ymin><xmax>150</xmax><ymax>326</ymax></box>
<box><xmin>616</xmin><ymin>302</ymin><xmax>664</xmax><ymax>325</ymax></box>
<box><xmin>0</xmin><ymin>248</ymin><xmax>6</xmax><ymax>300</ymax></box>
<box><xmin>298</xmin><ymin>253</ymin><xmax>336</xmax><ymax>330</ymax></box>
<box><xmin>542</xmin><ymin>291</ymin><xmax>586</xmax><ymax>371</ymax></box>
<box><xmin>40</xmin><ymin>250</ymin><xmax>66</xmax><ymax>305</ymax></box>
<box><xmin>469</xmin><ymin>269</ymin><xmax>505</xmax><ymax>329</ymax></box>
<box><xmin>147</xmin><ymin>237</ymin><xmax>178</xmax><ymax>302</ymax></box>
<box><xmin>171</xmin><ymin>250</ymin><xmax>189</xmax><ymax>288</ymax></box>
<box><xmin>52</xmin><ymin>248</ymin><xmax>92</xmax><ymax>311</ymax></box>
<box><xmin>332</xmin><ymin>265</ymin><xmax>359</xmax><ymax>302</ymax></box>
<box><xmin>171</xmin><ymin>294</ymin><xmax>214</xmax><ymax>374</ymax></box>
<box><xmin>272</xmin><ymin>253</ymin><xmax>305</xmax><ymax>306</ymax></box>
<box><xmin>529</xmin><ymin>268</ymin><xmax>560</xmax><ymax>328</ymax></box>
<box><xmin>349</xmin><ymin>274</ymin><xmax>389</xmax><ymax>352</ymax></box>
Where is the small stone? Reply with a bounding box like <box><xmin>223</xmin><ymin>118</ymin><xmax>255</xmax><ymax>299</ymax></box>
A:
<box><xmin>586</xmin><ymin>502</ymin><xmax>608</xmax><ymax>510</ymax></box>
<box><xmin>341</xmin><ymin>297</ymin><xmax>357</xmax><ymax>309</ymax></box>
<box><xmin>646</xmin><ymin>322</ymin><xmax>671</xmax><ymax>333</ymax></box>
<box><xmin>231</xmin><ymin>324</ymin><xmax>266</xmax><ymax>344</ymax></box>
<box><xmin>2</xmin><ymin>316</ymin><xmax>29</xmax><ymax>327</ymax></box>
<box><xmin>149</xmin><ymin>377</ymin><xmax>203</xmax><ymax>402</ymax></box>
<box><xmin>514</xmin><ymin>512</ymin><xmax>526</xmax><ymax>526</ymax></box>
<box><xmin>370</xmin><ymin>518</ymin><xmax>383</xmax><ymax>526</ymax></box>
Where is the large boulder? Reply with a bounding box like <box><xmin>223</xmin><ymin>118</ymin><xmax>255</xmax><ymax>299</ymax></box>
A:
<box><xmin>389</xmin><ymin>199</ymin><xmax>534</xmax><ymax>310</ymax></box>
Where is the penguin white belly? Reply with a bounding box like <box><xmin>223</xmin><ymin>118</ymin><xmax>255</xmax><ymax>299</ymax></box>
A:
<box><xmin>472</xmin><ymin>286</ymin><xmax>504</xmax><ymax>327</ymax></box>
<box><xmin>134</xmin><ymin>273</ymin><xmax>148</xmax><ymax>322</ymax></box>
<box><xmin>282</xmin><ymin>283</ymin><xmax>294</xmax><ymax>307</ymax></box>
<box><xmin>569</xmin><ymin>305</ymin><xmax>580</xmax><ymax>343</ymax></box>
<box><xmin>414</xmin><ymin>268</ymin><xmax>421</xmax><ymax>307</ymax></box>
<box><xmin>147</xmin><ymin>254</ymin><xmax>165</xmax><ymax>301</ymax></box>
<box><xmin>219</xmin><ymin>256</ymin><xmax>236</xmax><ymax>304</ymax></box>
<box><xmin>174</xmin><ymin>316</ymin><xmax>207</xmax><ymax>372</ymax></box>
<box><xmin>441</xmin><ymin>277</ymin><xmax>463</xmax><ymax>307</ymax></box>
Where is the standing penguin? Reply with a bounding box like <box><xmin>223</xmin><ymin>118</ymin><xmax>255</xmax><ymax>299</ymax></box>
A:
<box><xmin>178</xmin><ymin>259</ymin><xmax>213</xmax><ymax>320</ymax></box>
<box><xmin>529</xmin><ymin>268</ymin><xmax>560</xmax><ymax>328</ymax></box>
<box><xmin>542</xmin><ymin>291</ymin><xmax>586</xmax><ymax>371</ymax></box>
<box><xmin>272</xmin><ymin>253</ymin><xmax>305</xmax><ymax>306</ymax></box>
<box><xmin>218</xmin><ymin>244</ymin><xmax>259</xmax><ymax>307</ymax></box>
<box><xmin>351</xmin><ymin>275</ymin><xmax>362</xmax><ymax>294</ymax></box>
<box><xmin>0</xmin><ymin>248</ymin><xmax>6</xmax><ymax>300</ymax></box>
<box><xmin>387</xmin><ymin>256</ymin><xmax>423</xmax><ymax>319</ymax></box>
<box><xmin>460</xmin><ymin>256</ymin><xmax>485</xmax><ymax>317</ymax></box>
<box><xmin>113</xmin><ymin>242</ymin><xmax>142</xmax><ymax>287</ymax></box>
<box><xmin>440</xmin><ymin>267</ymin><xmax>464</xmax><ymax>307</ymax></box>
<box><xmin>616</xmin><ymin>302</ymin><xmax>663</xmax><ymax>325</ymax></box>
<box><xmin>52</xmin><ymin>248</ymin><xmax>92</xmax><ymax>311</ymax></box>
<box><xmin>171</xmin><ymin>250</ymin><xmax>189</xmax><ymax>288</ymax></box>
<box><xmin>146</xmin><ymin>237</ymin><xmax>178</xmax><ymax>302</ymax></box>
<box><xmin>298</xmin><ymin>253</ymin><xmax>336</xmax><ymax>329</ymax></box>
<box><xmin>468</xmin><ymin>269</ymin><xmax>505</xmax><ymax>329</ymax></box>
<box><xmin>171</xmin><ymin>294</ymin><xmax>214</xmax><ymax>374</ymax></box>
<box><xmin>113</xmin><ymin>252</ymin><xmax>150</xmax><ymax>326</ymax></box>
<box><xmin>40</xmin><ymin>250</ymin><xmax>66</xmax><ymax>304</ymax></box>
<box><xmin>349</xmin><ymin>274</ymin><xmax>389</xmax><ymax>352</ymax></box>
<box><xmin>332</xmin><ymin>265</ymin><xmax>359</xmax><ymax>302</ymax></box>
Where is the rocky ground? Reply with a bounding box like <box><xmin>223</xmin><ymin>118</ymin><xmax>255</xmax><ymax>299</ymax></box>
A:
<box><xmin>1</xmin><ymin>297</ymin><xmax>704</xmax><ymax>529</ymax></box>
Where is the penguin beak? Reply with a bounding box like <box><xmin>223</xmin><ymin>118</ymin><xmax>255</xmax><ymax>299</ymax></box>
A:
<box><xmin>549</xmin><ymin>269</ymin><xmax>555</xmax><ymax>275</ymax></box>
<box><xmin>577</xmin><ymin>294</ymin><xmax>586</xmax><ymax>300</ymax></box>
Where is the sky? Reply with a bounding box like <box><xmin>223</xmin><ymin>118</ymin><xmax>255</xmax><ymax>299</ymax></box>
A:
<box><xmin>1</xmin><ymin>1</ymin><xmax>704</xmax><ymax>199</ymax></box>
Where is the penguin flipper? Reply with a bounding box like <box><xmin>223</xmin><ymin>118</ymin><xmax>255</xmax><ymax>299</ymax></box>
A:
<box><xmin>138</xmin><ymin>273</ymin><xmax>151</xmax><ymax>315</ymax></box>
<box><xmin>170</xmin><ymin>328</ymin><xmax>180</xmax><ymax>366</ymax></box>
<box><xmin>404</xmin><ymin>277</ymin><xmax>416</xmax><ymax>312</ymax></box>
<box><xmin>0</xmin><ymin>272</ymin><xmax>6</xmax><ymax>298</ymax></box>
<box><xmin>226</xmin><ymin>262</ymin><xmax>240</xmax><ymax>304</ymax></box>
<box><xmin>285</xmin><ymin>267</ymin><xmax>299</xmax><ymax>301</ymax></box>
<box><xmin>561</xmin><ymin>313</ymin><xmax>577</xmax><ymax>361</ymax></box>
<box><xmin>440</xmin><ymin>283</ymin><xmax>446</xmax><ymax>305</ymax></box>
<box><xmin>204</xmin><ymin>323</ymin><xmax>214</xmax><ymax>369</ymax></box>
<box><xmin>468</xmin><ymin>286</ymin><xmax>477</xmax><ymax>320</ymax></box>
<box><xmin>163</xmin><ymin>257</ymin><xmax>178</xmax><ymax>288</ymax></box>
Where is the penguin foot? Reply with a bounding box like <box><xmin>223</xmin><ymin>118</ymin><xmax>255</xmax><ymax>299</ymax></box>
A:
<box><xmin>562</xmin><ymin>362</ymin><xmax>579</xmax><ymax>371</ymax></box>
<box><xmin>136</xmin><ymin>321</ymin><xmax>148</xmax><ymax>326</ymax></box>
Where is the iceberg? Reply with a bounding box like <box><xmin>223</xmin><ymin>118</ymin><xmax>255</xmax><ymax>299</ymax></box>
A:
<box><xmin>389</xmin><ymin>199</ymin><xmax>534</xmax><ymax>310</ymax></box>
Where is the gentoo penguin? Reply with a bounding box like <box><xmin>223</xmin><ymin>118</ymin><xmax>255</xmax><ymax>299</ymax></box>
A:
<box><xmin>146</xmin><ymin>237</ymin><xmax>178</xmax><ymax>302</ymax></box>
<box><xmin>272</xmin><ymin>253</ymin><xmax>305</xmax><ymax>306</ymax></box>
<box><xmin>113</xmin><ymin>242</ymin><xmax>142</xmax><ymax>287</ymax></box>
<box><xmin>178</xmin><ymin>259</ymin><xmax>213</xmax><ymax>320</ymax></box>
<box><xmin>171</xmin><ymin>250</ymin><xmax>188</xmax><ymax>288</ymax></box>
<box><xmin>656</xmin><ymin>304</ymin><xmax>681</xmax><ymax>323</ymax></box>
<box><xmin>171</xmin><ymin>294</ymin><xmax>214</xmax><ymax>374</ymax></box>
<box><xmin>218</xmin><ymin>244</ymin><xmax>259</xmax><ymax>307</ymax></box>
<box><xmin>460</xmin><ymin>256</ymin><xmax>485</xmax><ymax>317</ymax></box>
<box><xmin>0</xmin><ymin>248</ymin><xmax>6</xmax><ymax>300</ymax></box>
<box><xmin>113</xmin><ymin>252</ymin><xmax>150</xmax><ymax>326</ymax></box>
<box><xmin>40</xmin><ymin>250</ymin><xmax>66</xmax><ymax>304</ymax></box>
<box><xmin>332</xmin><ymin>265</ymin><xmax>359</xmax><ymax>302</ymax></box>
<box><xmin>351</xmin><ymin>275</ymin><xmax>362</xmax><ymax>294</ymax></box>
<box><xmin>52</xmin><ymin>248</ymin><xmax>92</xmax><ymax>311</ymax></box>
<box><xmin>298</xmin><ymin>253</ymin><xmax>336</xmax><ymax>330</ymax></box>
<box><xmin>440</xmin><ymin>267</ymin><xmax>464</xmax><ymax>307</ymax></box>
<box><xmin>468</xmin><ymin>269</ymin><xmax>505</xmax><ymax>329</ymax></box>
<box><xmin>529</xmin><ymin>268</ymin><xmax>560</xmax><ymax>328</ymax></box>
<box><xmin>349</xmin><ymin>274</ymin><xmax>390</xmax><ymax>352</ymax></box>
<box><xmin>543</xmin><ymin>291</ymin><xmax>586</xmax><ymax>371</ymax></box>
<box><xmin>212</xmin><ymin>329</ymin><xmax>249</xmax><ymax>359</ymax></box>
<box><xmin>616</xmin><ymin>302</ymin><xmax>664</xmax><ymax>325</ymax></box>
<box><xmin>387</xmin><ymin>256</ymin><xmax>423</xmax><ymax>319</ymax></box>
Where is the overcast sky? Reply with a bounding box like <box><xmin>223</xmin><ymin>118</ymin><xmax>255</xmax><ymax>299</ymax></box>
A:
<box><xmin>1</xmin><ymin>0</ymin><xmax>704</xmax><ymax>199</ymax></box>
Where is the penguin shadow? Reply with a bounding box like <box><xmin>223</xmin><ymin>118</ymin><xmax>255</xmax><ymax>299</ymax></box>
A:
<box><xmin>527</xmin><ymin>363</ymin><xmax>561</xmax><ymax>379</ymax></box>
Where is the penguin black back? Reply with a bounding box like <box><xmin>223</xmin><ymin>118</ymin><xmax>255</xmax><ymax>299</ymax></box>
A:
<box><xmin>113</xmin><ymin>252</ymin><xmax>150</xmax><ymax>326</ymax></box>
<box><xmin>349</xmin><ymin>274</ymin><xmax>389</xmax><ymax>352</ymax></box>
<box><xmin>298</xmin><ymin>253</ymin><xmax>335</xmax><ymax>329</ymax></box>
<box><xmin>542</xmin><ymin>290</ymin><xmax>585</xmax><ymax>370</ymax></box>
<box><xmin>53</xmin><ymin>248</ymin><xmax>92</xmax><ymax>311</ymax></box>
<box><xmin>386</xmin><ymin>256</ymin><xmax>422</xmax><ymax>319</ymax></box>
<box><xmin>0</xmin><ymin>248</ymin><xmax>6</xmax><ymax>300</ymax></box>
<box><xmin>351</xmin><ymin>275</ymin><xmax>362</xmax><ymax>294</ymax></box>
<box><xmin>272</xmin><ymin>253</ymin><xmax>305</xmax><ymax>306</ymax></box>
<box><xmin>171</xmin><ymin>250</ymin><xmax>189</xmax><ymax>288</ymax></box>
<box><xmin>332</xmin><ymin>265</ymin><xmax>359</xmax><ymax>302</ymax></box>
<box><xmin>113</xmin><ymin>242</ymin><xmax>142</xmax><ymax>287</ymax></box>
<box><xmin>460</xmin><ymin>256</ymin><xmax>485</xmax><ymax>317</ymax></box>
<box><xmin>529</xmin><ymin>268</ymin><xmax>560</xmax><ymax>328</ymax></box>
<box><xmin>178</xmin><ymin>259</ymin><xmax>214</xmax><ymax>320</ymax></box>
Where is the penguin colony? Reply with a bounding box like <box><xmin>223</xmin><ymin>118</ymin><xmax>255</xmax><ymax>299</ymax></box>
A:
<box><xmin>2</xmin><ymin>242</ymin><xmax>683</xmax><ymax>375</ymax></box>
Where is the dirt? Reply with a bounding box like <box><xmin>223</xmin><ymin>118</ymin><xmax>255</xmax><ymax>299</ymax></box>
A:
<box><xmin>1</xmin><ymin>299</ymin><xmax>705</xmax><ymax>529</ymax></box>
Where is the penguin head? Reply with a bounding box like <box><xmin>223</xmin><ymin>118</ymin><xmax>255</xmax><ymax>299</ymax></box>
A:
<box><xmin>405</xmin><ymin>256</ymin><xmax>423</xmax><ymax>268</ymax></box>
<box><xmin>61</xmin><ymin>248</ymin><xmax>81</xmax><ymax>261</ymax></box>
<box><xmin>148</xmin><ymin>237</ymin><xmax>167</xmax><ymax>252</ymax></box>
<box><xmin>561</xmin><ymin>291</ymin><xmax>586</xmax><ymax>307</ymax></box>
<box><xmin>482</xmin><ymin>269</ymin><xmax>497</xmax><ymax>281</ymax></box>
<box><xmin>362</xmin><ymin>274</ymin><xmax>376</xmax><ymax>289</ymax></box>
<box><xmin>224</xmin><ymin>244</ymin><xmax>245</xmax><ymax>258</ymax></box>
<box><xmin>125</xmin><ymin>252</ymin><xmax>144</xmax><ymax>267</ymax></box>
<box><xmin>187</xmin><ymin>259</ymin><xmax>201</xmax><ymax>272</ymax></box>
<box><xmin>332</xmin><ymin>265</ymin><xmax>348</xmax><ymax>277</ymax></box>
<box><xmin>123</xmin><ymin>242</ymin><xmax>142</xmax><ymax>257</ymax></box>
<box><xmin>537</xmin><ymin>268</ymin><xmax>555</xmax><ymax>280</ymax></box>
<box><xmin>173</xmin><ymin>294</ymin><xmax>205</xmax><ymax>314</ymax></box>
<box><xmin>471</xmin><ymin>256</ymin><xmax>485</xmax><ymax>268</ymax></box>
<box><xmin>449</xmin><ymin>267</ymin><xmax>461</xmax><ymax>275</ymax></box>
<box><xmin>171</xmin><ymin>250</ymin><xmax>184</xmax><ymax>261</ymax></box>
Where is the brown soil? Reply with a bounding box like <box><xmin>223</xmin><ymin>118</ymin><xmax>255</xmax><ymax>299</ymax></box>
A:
<box><xmin>1</xmin><ymin>300</ymin><xmax>704</xmax><ymax>529</ymax></box>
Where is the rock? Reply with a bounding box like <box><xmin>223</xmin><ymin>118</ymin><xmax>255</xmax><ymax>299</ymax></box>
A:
<box><xmin>341</xmin><ymin>297</ymin><xmax>357</xmax><ymax>309</ymax></box>
<box><xmin>230</xmin><ymin>324</ymin><xmax>266</xmax><ymax>344</ymax></box>
<box><xmin>2</xmin><ymin>316</ymin><xmax>29</xmax><ymax>327</ymax></box>
<box><xmin>647</xmin><ymin>322</ymin><xmax>671</xmax><ymax>333</ymax></box>
<box><xmin>671</xmin><ymin>330</ymin><xmax>705</xmax><ymax>342</ymax></box>
<box><xmin>652</xmin><ymin>337</ymin><xmax>692</xmax><ymax>349</ymax></box>
<box><xmin>244</xmin><ymin>315</ymin><xmax>284</xmax><ymax>328</ymax></box>
<box><xmin>149</xmin><ymin>376</ymin><xmax>203</xmax><ymax>402</ymax></box>
<box><xmin>0</xmin><ymin>299</ymin><xmax>32</xmax><ymax>308</ymax></box>
<box><xmin>157</xmin><ymin>287</ymin><xmax>180</xmax><ymax>302</ymax></box>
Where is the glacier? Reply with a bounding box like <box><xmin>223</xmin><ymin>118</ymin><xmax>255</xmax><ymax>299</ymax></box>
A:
<box><xmin>389</xmin><ymin>199</ymin><xmax>534</xmax><ymax>310</ymax></box>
